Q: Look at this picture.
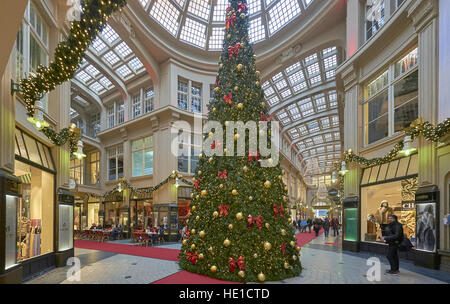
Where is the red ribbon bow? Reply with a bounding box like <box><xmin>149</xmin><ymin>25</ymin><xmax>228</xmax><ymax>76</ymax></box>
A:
<box><xmin>237</xmin><ymin>2</ymin><xmax>248</xmax><ymax>13</ymax></box>
<box><xmin>219</xmin><ymin>204</ymin><xmax>229</xmax><ymax>217</ymax></box>
<box><xmin>273</xmin><ymin>204</ymin><xmax>285</xmax><ymax>219</ymax></box>
<box><xmin>247</xmin><ymin>215</ymin><xmax>263</xmax><ymax>230</ymax></box>
<box><xmin>226</xmin><ymin>13</ymin><xmax>236</xmax><ymax>30</ymax></box>
<box><xmin>247</xmin><ymin>150</ymin><xmax>261</xmax><ymax>162</ymax></box>
<box><xmin>280</xmin><ymin>243</ymin><xmax>287</xmax><ymax>256</ymax></box>
<box><xmin>224</xmin><ymin>93</ymin><xmax>233</xmax><ymax>105</ymax></box>
<box><xmin>260</xmin><ymin>112</ymin><xmax>273</xmax><ymax>122</ymax></box>
<box><xmin>218</xmin><ymin>170</ymin><xmax>227</xmax><ymax>180</ymax></box>
<box><xmin>185</xmin><ymin>227</ymin><xmax>190</xmax><ymax>240</ymax></box>
<box><xmin>194</xmin><ymin>178</ymin><xmax>200</xmax><ymax>190</ymax></box>
<box><xmin>228</xmin><ymin>256</ymin><xmax>245</xmax><ymax>273</ymax></box>
<box><xmin>228</xmin><ymin>43</ymin><xmax>241</xmax><ymax>59</ymax></box>
<box><xmin>187</xmin><ymin>251</ymin><xmax>198</xmax><ymax>264</ymax></box>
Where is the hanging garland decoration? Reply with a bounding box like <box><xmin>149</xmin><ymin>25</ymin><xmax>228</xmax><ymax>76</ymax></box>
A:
<box><xmin>77</xmin><ymin>170</ymin><xmax>193</xmax><ymax>201</ymax></box>
<box><xmin>17</xmin><ymin>0</ymin><xmax>127</xmax><ymax>152</ymax></box>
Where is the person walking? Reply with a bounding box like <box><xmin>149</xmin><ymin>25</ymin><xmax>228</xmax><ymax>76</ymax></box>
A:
<box><xmin>331</xmin><ymin>217</ymin><xmax>340</xmax><ymax>236</ymax></box>
<box><xmin>323</xmin><ymin>217</ymin><xmax>330</xmax><ymax>237</ymax></box>
<box><xmin>297</xmin><ymin>219</ymin><xmax>302</xmax><ymax>233</ymax></box>
<box><xmin>312</xmin><ymin>218</ymin><xmax>322</xmax><ymax>237</ymax></box>
<box><xmin>307</xmin><ymin>218</ymin><xmax>312</xmax><ymax>233</ymax></box>
<box><xmin>381</xmin><ymin>214</ymin><xmax>403</xmax><ymax>274</ymax></box>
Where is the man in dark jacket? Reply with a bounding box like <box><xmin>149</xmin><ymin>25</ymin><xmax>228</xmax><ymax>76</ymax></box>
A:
<box><xmin>323</xmin><ymin>218</ymin><xmax>330</xmax><ymax>237</ymax></box>
<box><xmin>381</xmin><ymin>215</ymin><xmax>403</xmax><ymax>274</ymax></box>
<box><xmin>307</xmin><ymin>218</ymin><xmax>312</xmax><ymax>233</ymax></box>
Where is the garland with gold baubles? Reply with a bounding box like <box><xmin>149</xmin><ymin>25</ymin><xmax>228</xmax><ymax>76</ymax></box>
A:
<box><xmin>77</xmin><ymin>170</ymin><xmax>193</xmax><ymax>200</ymax></box>
<box><xmin>15</xmin><ymin>0</ymin><xmax>127</xmax><ymax>152</ymax></box>
<box><xmin>341</xmin><ymin>118</ymin><xmax>450</xmax><ymax>168</ymax></box>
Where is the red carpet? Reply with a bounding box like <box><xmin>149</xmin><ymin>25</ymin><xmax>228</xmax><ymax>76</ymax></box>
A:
<box><xmin>152</xmin><ymin>271</ymin><xmax>243</xmax><ymax>284</ymax></box>
<box><xmin>296</xmin><ymin>229</ymin><xmax>324</xmax><ymax>247</ymax></box>
<box><xmin>74</xmin><ymin>240</ymin><xmax>179</xmax><ymax>261</ymax></box>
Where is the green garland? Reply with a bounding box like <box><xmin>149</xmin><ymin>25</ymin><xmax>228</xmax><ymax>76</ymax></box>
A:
<box><xmin>77</xmin><ymin>171</ymin><xmax>193</xmax><ymax>200</ymax></box>
<box><xmin>17</xmin><ymin>0</ymin><xmax>127</xmax><ymax>152</ymax></box>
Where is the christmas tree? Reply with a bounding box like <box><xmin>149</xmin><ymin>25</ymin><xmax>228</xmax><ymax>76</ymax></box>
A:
<box><xmin>178</xmin><ymin>0</ymin><xmax>302</xmax><ymax>282</ymax></box>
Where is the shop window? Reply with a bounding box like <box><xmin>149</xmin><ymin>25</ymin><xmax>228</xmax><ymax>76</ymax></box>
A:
<box><xmin>132</xmin><ymin>136</ymin><xmax>154</xmax><ymax>177</ymax></box>
<box><xmin>132</xmin><ymin>93</ymin><xmax>142</xmax><ymax>118</ymax></box>
<box><xmin>90</xmin><ymin>151</ymin><xmax>100</xmax><ymax>185</ymax></box>
<box><xmin>144</xmin><ymin>88</ymin><xmax>154</xmax><ymax>113</ymax></box>
<box><xmin>70</xmin><ymin>157</ymin><xmax>84</xmax><ymax>185</ymax></box>
<box><xmin>177</xmin><ymin>130</ymin><xmax>201</xmax><ymax>174</ymax></box>
<box><xmin>107</xmin><ymin>104</ymin><xmax>115</xmax><ymax>128</ymax></box>
<box><xmin>90</xmin><ymin>112</ymin><xmax>101</xmax><ymax>138</ymax></box>
<box><xmin>15</xmin><ymin>128</ymin><xmax>55</xmax><ymax>170</ymax></box>
<box><xmin>177</xmin><ymin>79</ymin><xmax>188</xmax><ymax>110</ymax></box>
<box><xmin>107</xmin><ymin>146</ymin><xmax>123</xmax><ymax>181</ymax></box>
<box><xmin>117</xmin><ymin>101</ymin><xmax>125</xmax><ymax>124</ymax></box>
<box><xmin>191</xmin><ymin>83</ymin><xmax>202</xmax><ymax>113</ymax></box>
<box><xmin>363</xmin><ymin>48</ymin><xmax>418</xmax><ymax>145</ymax></box>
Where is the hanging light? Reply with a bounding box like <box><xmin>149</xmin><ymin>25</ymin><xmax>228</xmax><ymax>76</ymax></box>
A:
<box><xmin>73</xmin><ymin>140</ymin><xmax>86</xmax><ymax>159</ymax></box>
<box><xmin>400</xmin><ymin>136</ymin><xmax>417</xmax><ymax>156</ymax></box>
<box><xmin>339</xmin><ymin>161</ymin><xmax>348</xmax><ymax>176</ymax></box>
<box><xmin>175</xmin><ymin>177</ymin><xmax>179</xmax><ymax>188</ymax></box>
<box><xmin>117</xmin><ymin>182</ymin><xmax>123</xmax><ymax>193</ymax></box>
<box><xmin>27</xmin><ymin>100</ymin><xmax>49</xmax><ymax>130</ymax></box>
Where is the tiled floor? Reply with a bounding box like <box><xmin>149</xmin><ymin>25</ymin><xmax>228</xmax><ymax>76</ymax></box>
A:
<box><xmin>27</xmin><ymin>233</ymin><xmax>450</xmax><ymax>284</ymax></box>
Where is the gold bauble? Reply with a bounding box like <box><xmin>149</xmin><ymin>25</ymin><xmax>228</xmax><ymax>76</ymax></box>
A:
<box><xmin>255</xmin><ymin>81</ymin><xmax>260</xmax><ymax>87</ymax></box>
<box><xmin>293</xmin><ymin>255</ymin><xmax>298</xmax><ymax>260</ymax></box>
<box><xmin>182</xmin><ymin>239</ymin><xmax>188</xmax><ymax>246</ymax></box>
<box><xmin>234</xmin><ymin>134</ymin><xmax>240</xmax><ymax>141</ymax></box>
<box><xmin>210</xmin><ymin>265</ymin><xmax>217</xmax><ymax>272</ymax></box>
<box><xmin>208</xmin><ymin>132</ymin><xmax>214</xmax><ymax>138</ymax></box>
<box><xmin>258</xmin><ymin>273</ymin><xmax>266</xmax><ymax>282</ymax></box>
<box><xmin>201</xmin><ymin>190</ymin><xmax>207</xmax><ymax>197</ymax></box>
<box><xmin>227</xmin><ymin>34</ymin><xmax>231</xmax><ymax>39</ymax></box>
<box><xmin>198</xmin><ymin>170</ymin><xmax>202</xmax><ymax>175</ymax></box>
<box><xmin>288</xmin><ymin>217</ymin><xmax>292</xmax><ymax>223</ymax></box>
<box><xmin>282</xmin><ymin>170</ymin><xmax>286</xmax><ymax>175</ymax></box>
<box><xmin>237</xmin><ymin>64</ymin><xmax>243</xmax><ymax>71</ymax></box>
<box><xmin>199</xmin><ymin>230</ymin><xmax>205</xmax><ymax>238</ymax></box>
<box><xmin>228</xmin><ymin>224</ymin><xmax>234</xmax><ymax>230</ymax></box>
<box><xmin>199</xmin><ymin>253</ymin><xmax>204</xmax><ymax>260</ymax></box>
<box><xmin>264</xmin><ymin>242</ymin><xmax>272</xmax><ymax>250</ymax></box>
<box><xmin>290</xmin><ymin>241</ymin><xmax>295</xmax><ymax>247</ymax></box>
<box><xmin>191</xmin><ymin>244</ymin><xmax>196</xmax><ymax>250</ymax></box>
<box><xmin>248</xmin><ymin>196</ymin><xmax>253</xmax><ymax>201</ymax></box>
<box><xmin>236</xmin><ymin>212</ymin><xmax>243</xmax><ymax>220</ymax></box>
<box><xmin>240</xmin><ymin>13</ymin><xmax>245</xmax><ymax>19</ymax></box>
<box><xmin>284</xmin><ymin>262</ymin><xmax>290</xmax><ymax>269</ymax></box>
<box><xmin>223</xmin><ymin>148</ymin><xmax>227</xmax><ymax>153</ymax></box>
<box><xmin>278</xmin><ymin>175</ymin><xmax>283</xmax><ymax>180</ymax></box>
<box><xmin>281</xmin><ymin>229</ymin><xmax>287</xmax><ymax>236</ymax></box>
<box><xmin>191</xmin><ymin>229</ymin><xmax>196</xmax><ymax>235</ymax></box>
<box><xmin>213</xmin><ymin>211</ymin><xmax>219</xmax><ymax>218</ymax></box>
<box><xmin>198</xmin><ymin>154</ymin><xmax>203</xmax><ymax>159</ymax></box>
<box><xmin>264</xmin><ymin>180</ymin><xmax>271</xmax><ymax>188</ymax></box>
<box><xmin>212</xmin><ymin>107</ymin><xmax>216</xmax><ymax>113</ymax></box>
<box><xmin>215</xmin><ymin>87</ymin><xmax>220</xmax><ymax>93</ymax></box>
<box><xmin>208</xmin><ymin>157</ymin><xmax>213</xmax><ymax>163</ymax></box>
<box><xmin>296</xmin><ymin>246</ymin><xmax>301</xmax><ymax>252</ymax></box>
<box><xmin>196</xmin><ymin>195</ymin><xmax>200</xmax><ymax>200</ymax></box>
<box><xmin>223</xmin><ymin>239</ymin><xmax>231</xmax><ymax>247</ymax></box>
<box><xmin>237</xmin><ymin>103</ymin><xmax>243</xmax><ymax>110</ymax></box>
<box><xmin>190</xmin><ymin>193</ymin><xmax>194</xmax><ymax>198</ymax></box>
<box><xmin>196</xmin><ymin>216</ymin><xmax>200</xmax><ymax>221</ymax></box>
<box><xmin>265</xmin><ymin>223</ymin><xmax>270</xmax><ymax>229</ymax></box>
<box><xmin>219</xmin><ymin>183</ymin><xmax>224</xmax><ymax>188</ymax></box>
<box><xmin>256</xmin><ymin>71</ymin><xmax>261</xmax><ymax>77</ymax></box>
<box><xmin>219</xmin><ymin>64</ymin><xmax>223</xmax><ymax>69</ymax></box>
<box><xmin>261</xmin><ymin>102</ymin><xmax>266</xmax><ymax>108</ymax></box>
<box><xmin>192</xmin><ymin>205</ymin><xmax>196</xmax><ymax>211</ymax></box>
<box><xmin>234</xmin><ymin>86</ymin><xmax>239</xmax><ymax>91</ymax></box>
<box><xmin>243</xmin><ymin>166</ymin><xmax>248</xmax><ymax>173</ymax></box>
<box><xmin>208</xmin><ymin>246</ymin><xmax>213</xmax><ymax>253</ymax></box>
<box><xmin>232</xmin><ymin>189</ymin><xmax>238</xmax><ymax>196</ymax></box>
<box><xmin>253</xmin><ymin>253</ymin><xmax>258</xmax><ymax>258</ymax></box>
<box><xmin>284</xmin><ymin>186</ymin><xmax>288</xmax><ymax>191</ymax></box>
<box><xmin>238</xmin><ymin>270</ymin><xmax>245</xmax><ymax>278</ymax></box>
<box><xmin>283</xmin><ymin>196</ymin><xmax>289</xmax><ymax>202</ymax></box>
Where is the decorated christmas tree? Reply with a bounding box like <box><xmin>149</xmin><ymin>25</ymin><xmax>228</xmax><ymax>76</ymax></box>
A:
<box><xmin>178</xmin><ymin>0</ymin><xmax>302</xmax><ymax>282</ymax></box>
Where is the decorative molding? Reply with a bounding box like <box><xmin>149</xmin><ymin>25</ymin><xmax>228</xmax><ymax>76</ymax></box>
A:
<box><xmin>340</xmin><ymin>63</ymin><xmax>358</xmax><ymax>92</ymax></box>
<box><xmin>407</xmin><ymin>0</ymin><xmax>438</xmax><ymax>33</ymax></box>
<box><xmin>275</xmin><ymin>44</ymin><xmax>303</xmax><ymax>65</ymax></box>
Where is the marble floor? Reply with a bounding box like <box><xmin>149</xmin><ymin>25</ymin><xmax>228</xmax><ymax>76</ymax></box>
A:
<box><xmin>26</xmin><ymin>234</ymin><xmax>450</xmax><ymax>284</ymax></box>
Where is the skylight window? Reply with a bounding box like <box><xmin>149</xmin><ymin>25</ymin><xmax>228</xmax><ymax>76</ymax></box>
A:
<box><xmin>101</xmin><ymin>25</ymin><xmax>120</xmax><ymax>44</ymax></box>
<box><xmin>99</xmin><ymin>77</ymin><xmax>113</xmax><ymax>89</ymax></box>
<box><xmin>116</xmin><ymin>65</ymin><xmax>132</xmax><ymax>78</ymax></box>
<box><xmin>92</xmin><ymin>37</ymin><xmax>107</xmax><ymax>53</ymax></box>
<box><xmin>150</xmin><ymin>0</ymin><xmax>180</xmax><ymax>36</ymax></box>
<box><xmin>268</xmin><ymin>96</ymin><xmax>280</xmax><ymax>106</ymax></box>
<box><xmin>281</xmin><ymin>89</ymin><xmax>292</xmax><ymax>99</ymax></box>
<box><xmin>288</xmin><ymin>70</ymin><xmax>304</xmax><ymax>85</ymax></box>
<box><xmin>264</xmin><ymin>86</ymin><xmax>275</xmax><ymax>97</ymax></box>
<box><xmin>308</xmin><ymin>121</ymin><xmax>320</xmax><ymax>133</ymax></box>
<box><xmin>90</xmin><ymin>81</ymin><xmax>104</xmax><ymax>93</ymax></box>
<box><xmin>293</xmin><ymin>81</ymin><xmax>307</xmax><ymax>93</ymax></box>
<box><xmin>248</xmin><ymin>0</ymin><xmax>262</xmax><ymax>15</ymax></box>
<box><xmin>128</xmin><ymin>57</ymin><xmax>144</xmax><ymax>71</ymax></box>
<box><xmin>307</xmin><ymin>62</ymin><xmax>320</xmax><ymax>77</ymax></box>
<box><xmin>267</xmin><ymin>0</ymin><xmax>302</xmax><ymax>35</ymax></box>
<box><xmin>174</xmin><ymin>0</ymin><xmax>185</xmax><ymax>8</ymax></box>
<box><xmin>272</xmin><ymin>72</ymin><xmax>283</xmax><ymax>82</ymax></box>
<box><xmin>213</xmin><ymin>0</ymin><xmax>227</xmax><ymax>22</ymax></box>
<box><xmin>298</xmin><ymin>125</ymin><xmax>308</xmax><ymax>135</ymax></box>
<box><xmin>103</xmin><ymin>51</ymin><xmax>120</xmax><ymax>66</ymax></box>
<box><xmin>115</xmin><ymin>42</ymin><xmax>133</xmax><ymax>58</ymax></box>
<box><xmin>180</xmin><ymin>18</ymin><xmax>207</xmax><ymax>49</ymax></box>
<box><xmin>209</xmin><ymin>27</ymin><xmax>225</xmax><ymax>50</ymax></box>
<box><xmin>85</xmin><ymin>65</ymin><xmax>100</xmax><ymax>77</ymax></box>
<box><xmin>275</xmin><ymin>79</ymin><xmax>288</xmax><ymax>91</ymax></box>
<box><xmin>310</xmin><ymin>74</ymin><xmax>322</xmax><ymax>85</ymax></box>
<box><xmin>324</xmin><ymin>55</ymin><xmax>337</xmax><ymax>69</ymax></box>
<box><xmin>188</xmin><ymin>0</ymin><xmax>211</xmax><ymax>21</ymax></box>
<box><xmin>139</xmin><ymin>0</ymin><xmax>149</xmax><ymax>8</ymax></box>
<box><xmin>249</xmin><ymin>17</ymin><xmax>266</xmax><ymax>43</ymax></box>
<box><xmin>285</xmin><ymin>62</ymin><xmax>301</xmax><ymax>75</ymax></box>
<box><xmin>76</xmin><ymin>70</ymin><xmax>92</xmax><ymax>83</ymax></box>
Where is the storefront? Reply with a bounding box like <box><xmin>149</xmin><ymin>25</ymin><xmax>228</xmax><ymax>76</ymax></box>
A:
<box><xmin>74</xmin><ymin>196</ymin><xmax>103</xmax><ymax>231</ymax></box>
<box><xmin>153</xmin><ymin>204</ymin><xmax>179</xmax><ymax>242</ymax></box>
<box><xmin>0</xmin><ymin>128</ymin><xmax>73</xmax><ymax>282</ymax></box>
<box><xmin>177</xmin><ymin>186</ymin><xmax>192</xmax><ymax>228</ymax></box>
<box><xmin>103</xmin><ymin>192</ymin><xmax>129</xmax><ymax>236</ymax></box>
<box><xmin>130</xmin><ymin>191</ymin><xmax>153</xmax><ymax>231</ymax></box>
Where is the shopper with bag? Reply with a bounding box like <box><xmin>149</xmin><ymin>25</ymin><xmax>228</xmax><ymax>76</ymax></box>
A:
<box><xmin>381</xmin><ymin>214</ymin><xmax>403</xmax><ymax>275</ymax></box>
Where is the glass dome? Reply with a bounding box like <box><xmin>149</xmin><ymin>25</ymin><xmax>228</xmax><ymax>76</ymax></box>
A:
<box><xmin>138</xmin><ymin>0</ymin><xmax>316</xmax><ymax>50</ymax></box>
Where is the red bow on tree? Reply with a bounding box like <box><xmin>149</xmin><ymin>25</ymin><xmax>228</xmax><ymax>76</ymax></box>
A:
<box><xmin>218</xmin><ymin>170</ymin><xmax>227</xmax><ymax>180</ymax></box>
<box><xmin>226</xmin><ymin>4</ymin><xmax>232</xmax><ymax>12</ymax></box>
<box><xmin>185</xmin><ymin>227</ymin><xmax>191</xmax><ymax>240</ymax></box>
<box><xmin>219</xmin><ymin>204</ymin><xmax>229</xmax><ymax>217</ymax></box>
<box><xmin>247</xmin><ymin>150</ymin><xmax>261</xmax><ymax>162</ymax></box>
<box><xmin>273</xmin><ymin>203</ymin><xmax>285</xmax><ymax>219</ymax></box>
<box><xmin>280</xmin><ymin>243</ymin><xmax>287</xmax><ymax>256</ymax></box>
<box><xmin>228</xmin><ymin>256</ymin><xmax>245</xmax><ymax>273</ymax></box>
<box><xmin>187</xmin><ymin>251</ymin><xmax>198</xmax><ymax>264</ymax></box>
<box><xmin>187</xmin><ymin>208</ymin><xmax>192</xmax><ymax>218</ymax></box>
<box><xmin>226</xmin><ymin>13</ymin><xmax>236</xmax><ymax>30</ymax></box>
<box><xmin>260</xmin><ymin>112</ymin><xmax>273</xmax><ymax>122</ymax></box>
<box><xmin>211</xmin><ymin>141</ymin><xmax>216</xmax><ymax>149</ymax></box>
<box><xmin>237</xmin><ymin>2</ymin><xmax>248</xmax><ymax>13</ymax></box>
<box><xmin>224</xmin><ymin>93</ymin><xmax>233</xmax><ymax>105</ymax></box>
<box><xmin>247</xmin><ymin>215</ymin><xmax>263</xmax><ymax>230</ymax></box>
<box><xmin>228</xmin><ymin>43</ymin><xmax>241</xmax><ymax>59</ymax></box>
<box><xmin>215</xmin><ymin>77</ymin><xmax>219</xmax><ymax>86</ymax></box>
<box><xmin>194</xmin><ymin>178</ymin><xmax>200</xmax><ymax>190</ymax></box>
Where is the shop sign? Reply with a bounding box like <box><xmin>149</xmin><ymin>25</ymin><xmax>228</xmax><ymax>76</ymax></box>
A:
<box><xmin>328</xmin><ymin>188</ymin><xmax>338</xmax><ymax>197</ymax></box>
<box><xmin>402</xmin><ymin>201</ymin><xmax>415</xmax><ymax>211</ymax></box>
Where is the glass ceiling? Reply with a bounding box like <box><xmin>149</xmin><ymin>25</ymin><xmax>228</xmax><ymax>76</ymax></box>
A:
<box><xmin>264</xmin><ymin>46</ymin><xmax>342</xmax><ymax>178</ymax></box>
<box><xmin>138</xmin><ymin>0</ymin><xmax>316</xmax><ymax>50</ymax></box>
<box><xmin>74</xmin><ymin>24</ymin><xmax>146</xmax><ymax>96</ymax></box>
